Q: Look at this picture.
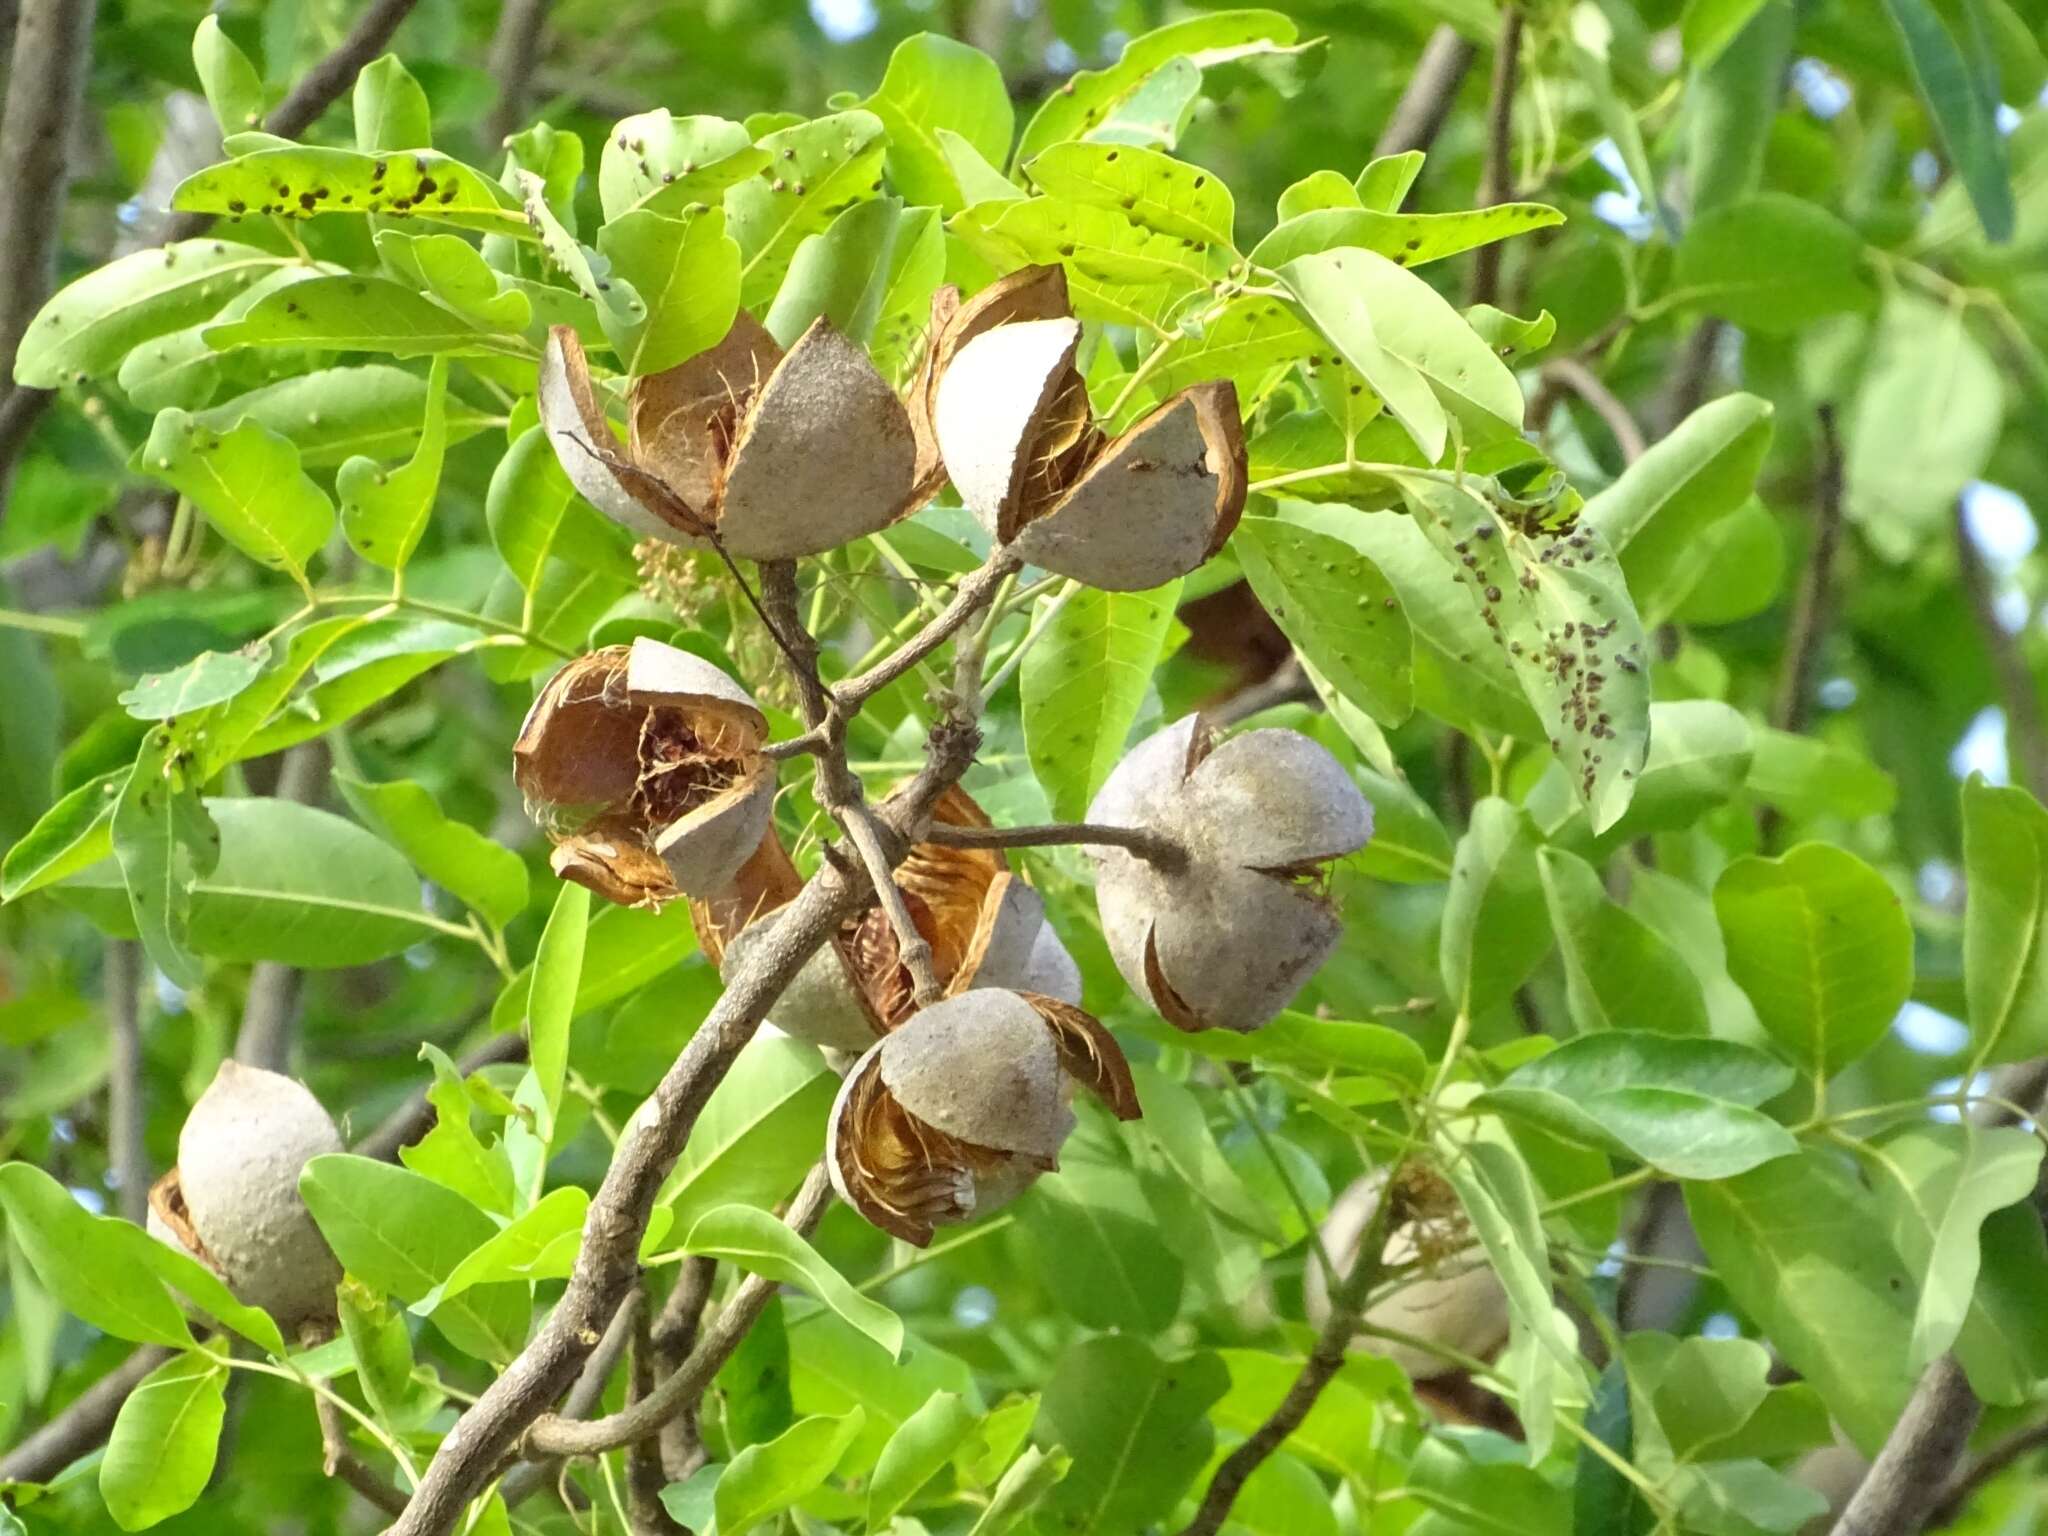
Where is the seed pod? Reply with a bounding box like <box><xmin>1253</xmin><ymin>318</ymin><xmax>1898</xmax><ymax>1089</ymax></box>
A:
<box><xmin>719</xmin><ymin>787</ymin><xmax>1073</xmax><ymax>1049</ymax></box>
<box><xmin>514</xmin><ymin>639</ymin><xmax>774</xmax><ymax>904</ymax></box>
<box><xmin>827</xmin><ymin>989</ymin><xmax>1141</xmax><ymax>1245</ymax></box>
<box><xmin>1089</xmin><ymin>716</ymin><xmax>1372</xmax><ymax>1032</ymax></box>
<box><xmin>915</xmin><ymin>266</ymin><xmax>1247</xmax><ymax>591</ymax></box>
<box><xmin>146</xmin><ymin>1061</ymin><xmax>345</xmax><ymax>1331</ymax></box>
<box><xmin>539</xmin><ymin>315</ymin><xmax>920</xmax><ymax>559</ymax></box>
<box><xmin>1306</xmin><ymin>1169</ymin><xmax>1509</xmax><ymax>1382</ymax></box>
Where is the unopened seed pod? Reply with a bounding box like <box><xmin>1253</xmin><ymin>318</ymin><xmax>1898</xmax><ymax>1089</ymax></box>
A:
<box><xmin>539</xmin><ymin>316</ymin><xmax>921</xmax><ymax>559</ymax></box>
<box><xmin>147</xmin><ymin>1061</ymin><xmax>345</xmax><ymax>1331</ymax></box>
<box><xmin>1305</xmin><ymin>1171</ymin><xmax>1509</xmax><ymax>1382</ymax></box>
<box><xmin>827</xmin><ymin>989</ymin><xmax>1141</xmax><ymax>1245</ymax></box>
<box><xmin>1089</xmin><ymin>716</ymin><xmax>1372</xmax><ymax>1032</ymax></box>
<box><xmin>718</xmin><ymin>787</ymin><xmax>1076</xmax><ymax>1049</ymax></box>
<box><xmin>917</xmin><ymin>266</ymin><xmax>1247</xmax><ymax>591</ymax></box>
<box><xmin>514</xmin><ymin>638</ymin><xmax>775</xmax><ymax>905</ymax></box>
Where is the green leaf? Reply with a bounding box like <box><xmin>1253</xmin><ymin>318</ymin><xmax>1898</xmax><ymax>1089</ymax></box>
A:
<box><xmin>1281</xmin><ymin>250</ymin><xmax>1445</xmax><ymax>458</ymax></box>
<box><xmin>1714</xmin><ymin>843</ymin><xmax>1913</xmax><ymax>1077</ymax></box>
<box><xmin>420</xmin><ymin>1186</ymin><xmax>590</xmax><ymax>1311</ymax></box>
<box><xmin>528</xmin><ymin>879</ymin><xmax>589</xmax><ymax>1144</ymax></box>
<box><xmin>1108</xmin><ymin>295</ymin><xmax>1316</xmax><ymax>427</ymax></box>
<box><xmin>1844</xmin><ymin>290</ymin><xmax>2003</xmax><ymax>560</ymax></box>
<box><xmin>1027</xmin><ymin>141</ymin><xmax>1236</xmax><ymax>247</ymax></box>
<box><xmin>1864</xmin><ymin>1123</ymin><xmax>2044</xmax><ymax>1371</ymax></box>
<box><xmin>727</xmin><ymin>111</ymin><xmax>888</xmax><ymax>305</ymax></box>
<box><xmin>684</xmin><ymin>1204</ymin><xmax>904</xmax><ymax>1358</ymax></box>
<box><xmin>866</xmin><ymin>1391</ymin><xmax>978</xmax><ymax>1531</ymax></box>
<box><xmin>1391</xmin><ymin>472</ymin><xmax>1652</xmax><ymax>833</ymax></box>
<box><xmin>1441</xmin><ymin>797</ymin><xmax>1551</xmax><ymax>1017</ymax></box>
<box><xmin>140</xmin><ymin>409</ymin><xmax>334</xmax><ymax>590</ymax></box>
<box><xmin>1483</xmin><ymin>1031</ymin><xmax>1796</xmax><ymax>1180</ymax></box>
<box><xmin>970</xmin><ymin>1444</ymin><xmax>1072</xmax><ymax>1536</ymax></box>
<box><xmin>1746</xmin><ymin>727</ymin><xmax>1896</xmax><ymax>821</ymax></box>
<box><xmin>339</xmin><ymin>1278</ymin><xmax>419</xmax><ymax>1424</ymax></box>
<box><xmin>487</xmin><ymin>423</ymin><xmax>579</xmax><ymax>593</ymax></box>
<box><xmin>1951</xmin><ymin>1199</ymin><xmax>2048</xmax><ymax>1405</ymax></box>
<box><xmin>1577</xmin><ymin>1362</ymin><xmax>1650</xmax><ymax>1536</ymax></box>
<box><xmin>1434</xmin><ymin>1134</ymin><xmax>1578</xmax><ymax>1460</ymax></box>
<box><xmin>1020</xmin><ymin>581</ymin><xmax>1180</xmax><ymax>822</ymax></box>
<box><xmin>1537</xmin><ymin>848</ymin><xmax>1711</xmax><ymax>1036</ymax></box>
<box><xmin>376</xmin><ymin>230</ymin><xmax>531</xmax><ymax>330</ymax></box>
<box><xmin>396</xmin><ymin>1043</ymin><xmax>518</xmax><ymax>1215</ymax></box>
<box><xmin>1129</xmin><ymin>1065</ymin><xmax>1283</xmax><ymax>1241</ymax></box>
<box><xmin>764</xmin><ymin>197</ymin><xmax>912</xmax><ymax>348</ymax></box>
<box><xmin>715</xmin><ymin>1408</ymin><xmax>867</xmax><ymax>1536</ymax></box>
<box><xmin>1673</xmin><ymin>195</ymin><xmax>1873</xmax><ymax>333</ymax></box>
<box><xmin>1961</xmin><ymin>774</ymin><xmax>2048</xmax><ymax>1065</ymax></box>
<box><xmin>1277</xmin><ymin>169</ymin><xmax>1360</xmax><ymax>219</ymax></box>
<box><xmin>598</xmin><ymin>206</ymin><xmax>743</xmax><ymax>374</ymax></box>
<box><xmin>197</xmin><ymin>362</ymin><xmax>487</xmax><ymax>468</ymax></box>
<box><xmin>299</xmin><ymin>1154</ymin><xmax>528</xmax><ymax>1363</ymax></box>
<box><xmin>0</xmin><ymin>1162</ymin><xmax>191</xmax><ymax>1348</ymax></box>
<box><xmin>1681</xmin><ymin>0</ymin><xmax>1773</xmax><ymax>68</ymax></box>
<box><xmin>1034</xmin><ymin>1334</ymin><xmax>1227</xmax><ymax>1533</ymax></box>
<box><xmin>490</xmin><ymin>900</ymin><xmax>698</xmax><ymax>1032</ymax></box>
<box><xmin>1685</xmin><ymin>1150</ymin><xmax>1917</xmax><ymax>1455</ymax></box>
<box><xmin>14</xmin><ymin>240</ymin><xmax>289</xmax><ymax>388</ymax></box>
<box><xmin>352</xmin><ymin>54</ymin><xmax>430</xmax><ymax>152</ymax></box>
<box><xmin>867</xmin><ymin>207</ymin><xmax>947</xmax><ymax>386</ymax></box>
<box><xmin>1016</xmin><ymin>10</ymin><xmax>1302</xmax><ymax>162</ymax></box>
<box><xmin>1018</xmin><ymin>1153</ymin><xmax>1185</xmax><ymax>1332</ymax></box>
<box><xmin>865</xmin><ymin>33</ymin><xmax>1014</xmax><ymax>213</ymax></box>
<box><xmin>1530</xmin><ymin>699</ymin><xmax>1754</xmax><ymax>846</ymax></box>
<box><xmin>100</xmin><ymin>1352</ymin><xmax>226</xmax><ymax>1530</ymax></box>
<box><xmin>1</xmin><ymin>768</ymin><xmax>124</xmax><ymax>901</ymax></box>
<box><xmin>1688</xmin><ymin>2</ymin><xmax>1793</xmax><ymax>216</ymax></box>
<box><xmin>1233</xmin><ymin>516</ymin><xmax>1411</xmax><ymax>723</ymax></box>
<box><xmin>951</xmin><ymin>196</ymin><xmax>1229</xmax><ymax>329</ymax></box>
<box><xmin>119</xmin><ymin>647</ymin><xmax>268</xmax><ymax>721</ymax></box>
<box><xmin>172</xmin><ymin>147</ymin><xmax>525</xmax><ymax>236</ymax></box>
<box><xmin>336</xmin><ymin>357</ymin><xmax>450</xmax><ymax>571</ymax></box>
<box><xmin>599</xmin><ymin>111</ymin><xmax>768</xmax><ymax>223</ymax></box>
<box><xmin>1252</xmin><ymin>203</ymin><xmax>1561</xmax><ymax>271</ymax></box>
<box><xmin>204</xmin><ymin>275</ymin><xmax>501</xmax><ymax>357</ymax></box>
<box><xmin>337</xmin><ymin>774</ymin><xmax>527</xmax><ymax>929</ymax></box>
<box><xmin>1878</xmin><ymin>0</ymin><xmax>2014</xmax><ymax>242</ymax></box>
<box><xmin>658</xmin><ymin>1033</ymin><xmax>835</xmax><ymax>1225</ymax></box>
<box><xmin>192</xmin><ymin>17</ymin><xmax>263</xmax><ymax>135</ymax></box>
<box><xmin>1355</xmin><ymin>151</ymin><xmax>1425</xmax><ymax>211</ymax></box>
<box><xmin>112</xmin><ymin>728</ymin><xmax>218</xmax><ymax>988</ymax></box>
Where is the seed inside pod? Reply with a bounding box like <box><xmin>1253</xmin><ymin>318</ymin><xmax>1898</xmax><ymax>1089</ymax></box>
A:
<box><xmin>146</xmin><ymin>1061</ymin><xmax>345</xmax><ymax>1332</ymax></box>
<box><xmin>1089</xmin><ymin>715</ymin><xmax>1373</xmax><ymax>1032</ymax></box>
<box><xmin>917</xmin><ymin>264</ymin><xmax>1247</xmax><ymax>591</ymax></box>
<box><xmin>514</xmin><ymin>638</ymin><xmax>774</xmax><ymax>904</ymax></box>
<box><xmin>539</xmin><ymin>315</ymin><xmax>922</xmax><ymax>560</ymax></box>
<box><xmin>827</xmin><ymin>989</ymin><xmax>1141</xmax><ymax>1246</ymax></box>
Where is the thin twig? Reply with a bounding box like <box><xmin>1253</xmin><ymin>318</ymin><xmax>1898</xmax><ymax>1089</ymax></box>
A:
<box><xmin>1469</xmin><ymin>7</ymin><xmax>1524</xmax><ymax>308</ymax></box>
<box><xmin>625</xmin><ymin>1295</ymin><xmax>684</xmax><ymax>1533</ymax></box>
<box><xmin>922</xmin><ymin>819</ymin><xmax>1187</xmax><ymax>869</ymax></box>
<box><xmin>1205</xmin><ymin>656</ymin><xmax>1314</xmax><ymax>729</ymax></box>
<box><xmin>317</xmin><ymin>1391</ymin><xmax>410</xmax><ymax>1516</ymax></box>
<box><xmin>1929</xmin><ymin>1418</ymin><xmax>2048</xmax><ymax>1527</ymax></box>
<box><xmin>1954</xmin><ymin>494</ymin><xmax>2048</xmax><ymax>799</ymax></box>
<box><xmin>648</xmin><ymin>1254</ymin><xmax>715</xmax><ymax>1483</ymax></box>
<box><xmin>1760</xmin><ymin>405</ymin><xmax>1844</xmax><ymax>846</ymax></box>
<box><xmin>104</xmin><ymin>939</ymin><xmax>148</xmax><ymax>1226</ymax></box>
<box><xmin>832</xmin><ymin>554</ymin><xmax>1022</xmax><ymax>710</ymax></box>
<box><xmin>501</xmin><ymin>1288</ymin><xmax>645</xmax><ymax>1505</ymax></box>
<box><xmin>525</xmin><ymin>1167</ymin><xmax>833</xmax><ymax>1458</ymax></box>
<box><xmin>1176</xmin><ymin>1169</ymin><xmax>1400</xmax><ymax>1536</ymax></box>
<box><xmin>1541</xmin><ymin>358</ymin><xmax>1646</xmax><ymax>465</ymax></box>
<box><xmin>483</xmin><ymin>0</ymin><xmax>551</xmax><ymax>149</ymax></box>
<box><xmin>235</xmin><ymin>743</ymin><xmax>328</xmax><ymax>1071</ymax></box>
<box><xmin>1372</xmin><ymin>25</ymin><xmax>1479</xmax><ymax>166</ymax></box>
<box><xmin>840</xmin><ymin>801</ymin><xmax>944</xmax><ymax>1007</ymax></box>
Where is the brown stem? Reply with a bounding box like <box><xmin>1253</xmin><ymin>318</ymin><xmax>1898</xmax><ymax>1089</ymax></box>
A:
<box><xmin>832</xmin><ymin>554</ymin><xmax>1022</xmax><ymax>710</ymax></box>
<box><xmin>524</xmin><ymin>1166</ymin><xmax>833</xmax><ymax>1458</ymax></box>
<box><xmin>1176</xmin><ymin>1169</ymin><xmax>1399</xmax><ymax>1536</ymax></box>
<box><xmin>104</xmin><ymin>939</ymin><xmax>148</xmax><ymax>1226</ymax></box>
<box><xmin>482</xmin><ymin>0</ymin><xmax>551</xmax><ymax>149</ymax></box>
<box><xmin>1206</xmin><ymin>656</ymin><xmax>1315</xmax><ymax>729</ymax></box>
<box><xmin>1954</xmin><ymin>495</ymin><xmax>2048</xmax><ymax>800</ymax></box>
<box><xmin>317</xmin><ymin>1392</ymin><xmax>409</xmax><ymax>1516</ymax></box>
<box><xmin>1541</xmin><ymin>357</ymin><xmax>1645</xmax><ymax>465</ymax></box>
<box><xmin>501</xmin><ymin>1288</ymin><xmax>644</xmax><ymax>1505</ymax></box>
<box><xmin>1468</xmin><ymin>7</ymin><xmax>1524</xmax><ymax>308</ymax></box>
<box><xmin>922</xmin><ymin>819</ymin><xmax>1188</xmax><ymax>870</ymax></box>
<box><xmin>648</xmin><ymin>1254</ymin><xmax>715</xmax><ymax>1483</ymax></box>
<box><xmin>625</xmin><ymin>1296</ymin><xmax>684</xmax><ymax>1533</ymax></box>
<box><xmin>1371</xmin><ymin>25</ymin><xmax>1478</xmax><ymax>167</ymax></box>
<box><xmin>1760</xmin><ymin>405</ymin><xmax>1844</xmax><ymax>846</ymax></box>
<box><xmin>1928</xmin><ymin>1417</ymin><xmax>2048</xmax><ymax>1528</ymax></box>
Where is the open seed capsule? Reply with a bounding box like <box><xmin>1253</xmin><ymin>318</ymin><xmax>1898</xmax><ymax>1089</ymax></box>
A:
<box><xmin>514</xmin><ymin>639</ymin><xmax>774</xmax><ymax>905</ymax></box>
<box><xmin>915</xmin><ymin>265</ymin><xmax>1247</xmax><ymax>591</ymax></box>
<box><xmin>146</xmin><ymin>1061</ymin><xmax>345</xmax><ymax>1332</ymax></box>
<box><xmin>827</xmin><ymin>989</ymin><xmax>1141</xmax><ymax>1245</ymax></box>
<box><xmin>538</xmin><ymin>314</ymin><xmax>921</xmax><ymax>560</ymax></box>
<box><xmin>1089</xmin><ymin>715</ymin><xmax>1372</xmax><ymax>1032</ymax></box>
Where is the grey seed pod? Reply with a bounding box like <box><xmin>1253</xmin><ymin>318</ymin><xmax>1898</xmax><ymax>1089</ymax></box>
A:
<box><xmin>1306</xmin><ymin>1172</ymin><xmax>1509</xmax><ymax>1382</ymax></box>
<box><xmin>149</xmin><ymin>1061</ymin><xmax>344</xmax><ymax>1331</ymax></box>
<box><xmin>1089</xmin><ymin>719</ymin><xmax>1372</xmax><ymax>1032</ymax></box>
<box><xmin>723</xmin><ymin>909</ymin><xmax>883</xmax><ymax>1054</ymax></box>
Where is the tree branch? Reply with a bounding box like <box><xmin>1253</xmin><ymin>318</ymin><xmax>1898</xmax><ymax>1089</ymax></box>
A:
<box><xmin>1176</xmin><ymin>1170</ymin><xmax>1399</xmax><ymax>1536</ymax></box>
<box><xmin>104</xmin><ymin>939</ymin><xmax>148</xmax><ymax>1226</ymax></box>
<box><xmin>352</xmin><ymin>1033</ymin><xmax>527</xmax><ymax>1161</ymax></box>
<box><xmin>235</xmin><ymin>743</ymin><xmax>327</xmax><ymax>1071</ymax></box>
<box><xmin>1929</xmin><ymin>1418</ymin><xmax>2048</xmax><ymax>1528</ymax></box>
<box><xmin>0</xmin><ymin>1343</ymin><xmax>176</xmax><ymax>1484</ymax></box>
<box><xmin>482</xmin><ymin>0</ymin><xmax>551</xmax><ymax>149</ymax></box>
<box><xmin>501</xmin><ymin>1287</ymin><xmax>644</xmax><ymax>1506</ymax></box>
<box><xmin>832</xmin><ymin>554</ymin><xmax>1022</xmax><ymax>710</ymax></box>
<box><xmin>524</xmin><ymin>1166</ymin><xmax>833</xmax><ymax>1458</ymax></box>
<box><xmin>626</xmin><ymin>1294</ymin><xmax>684</xmax><ymax>1533</ymax></box>
<box><xmin>1954</xmin><ymin>494</ymin><xmax>2048</xmax><ymax>800</ymax></box>
<box><xmin>1372</xmin><ymin>25</ymin><xmax>1478</xmax><ymax>167</ymax></box>
<box><xmin>922</xmin><ymin>819</ymin><xmax>1187</xmax><ymax>869</ymax></box>
<box><xmin>317</xmin><ymin>1392</ymin><xmax>410</xmax><ymax>1517</ymax></box>
<box><xmin>1760</xmin><ymin>405</ymin><xmax>1844</xmax><ymax>846</ymax></box>
<box><xmin>1205</xmin><ymin>655</ymin><xmax>1314</xmax><ymax>729</ymax></box>
<box><xmin>1541</xmin><ymin>358</ymin><xmax>1646</xmax><ymax>465</ymax></box>
<box><xmin>1468</xmin><ymin>7</ymin><xmax>1523</xmax><ymax>308</ymax></box>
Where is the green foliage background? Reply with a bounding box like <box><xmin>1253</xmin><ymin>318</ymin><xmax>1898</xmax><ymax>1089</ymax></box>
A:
<box><xmin>7</xmin><ymin>0</ymin><xmax>2048</xmax><ymax>1533</ymax></box>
